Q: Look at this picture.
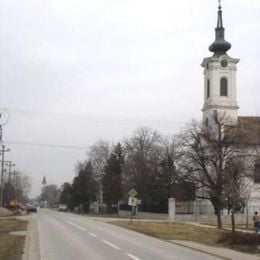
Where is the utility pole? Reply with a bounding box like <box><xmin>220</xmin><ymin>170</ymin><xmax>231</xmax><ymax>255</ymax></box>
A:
<box><xmin>0</xmin><ymin>125</ymin><xmax>2</xmax><ymax>142</ymax></box>
<box><xmin>6</xmin><ymin>161</ymin><xmax>15</xmax><ymax>184</ymax></box>
<box><xmin>0</xmin><ymin>145</ymin><xmax>10</xmax><ymax>207</ymax></box>
<box><xmin>0</xmin><ymin>110</ymin><xmax>9</xmax><ymax>144</ymax></box>
<box><xmin>12</xmin><ymin>170</ymin><xmax>18</xmax><ymax>207</ymax></box>
<box><xmin>5</xmin><ymin>161</ymin><xmax>15</xmax><ymax>206</ymax></box>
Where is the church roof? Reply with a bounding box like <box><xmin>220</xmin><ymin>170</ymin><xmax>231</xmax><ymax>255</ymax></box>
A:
<box><xmin>236</xmin><ymin>116</ymin><xmax>260</xmax><ymax>144</ymax></box>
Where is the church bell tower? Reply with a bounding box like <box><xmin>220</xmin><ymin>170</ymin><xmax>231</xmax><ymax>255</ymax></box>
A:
<box><xmin>201</xmin><ymin>2</ymin><xmax>239</xmax><ymax>125</ymax></box>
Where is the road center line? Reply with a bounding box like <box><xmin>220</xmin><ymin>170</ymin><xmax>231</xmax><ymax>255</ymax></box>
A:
<box><xmin>102</xmin><ymin>239</ymin><xmax>120</xmax><ymax>250</ymax></box>
<box><xmin>66</xmin><ymin>221</ymin><xmax>86</xmax><ymax>231</ymax></box>
<box><xmin>126</xmin><ymin>253</ymin><xmax>141</xmax><ymax>260</ymax></box>
<box><xmin>88</xmin><ymin>232</ymin><xmax>97</xmax><ymax>237</ymax></box>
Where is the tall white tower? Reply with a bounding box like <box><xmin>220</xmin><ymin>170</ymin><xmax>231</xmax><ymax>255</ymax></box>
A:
<box><xmin>201</xmin><ymin>3</ymin><xmax>239</xmax><ymax>125</ymax></box>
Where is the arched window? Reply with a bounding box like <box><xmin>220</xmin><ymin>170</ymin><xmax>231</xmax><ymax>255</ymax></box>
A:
<box><xmin>254</xmin><ymin>160</ymin><xmax>260</xmax><ymax>184</ymax></box>
<box><xmin>220</xmin><ymin>77</ymin><xmax>228</xmax><ymax>96</ymax></box>
<box><xmin>207</xmin><ymin>79</ymin><xmax>210</xmax><ymax>98</ymax></box>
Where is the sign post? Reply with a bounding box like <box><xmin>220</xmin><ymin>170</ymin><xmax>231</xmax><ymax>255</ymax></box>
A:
<box><xmin>128</xmin><ymin>189</ymin><xmax>138</xmax><ymax>223</ymax></box>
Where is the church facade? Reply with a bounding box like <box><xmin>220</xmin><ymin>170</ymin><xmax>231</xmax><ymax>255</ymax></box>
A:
<box><xmin>199</xmin><ymin>3</ymin><xmax>260</xmax><ymax>214</ymax></box>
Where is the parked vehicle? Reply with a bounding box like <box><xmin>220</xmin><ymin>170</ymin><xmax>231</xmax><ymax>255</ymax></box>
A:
<box><xmin>58</xmin><ymin>204</ymin><xmax>67</xmax><ymax>211</ymax></box>
<box><xmin>26</xmin><ymin>204</ymin><xmax>37</xmax><ymax>213</ymax></box>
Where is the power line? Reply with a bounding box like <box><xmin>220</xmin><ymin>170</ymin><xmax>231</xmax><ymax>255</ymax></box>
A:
<box><xmin>0</xmin><ymin>107</ymin><xmax>185</xmax><ymax>129</ymax></box>
<box><xmin>1</xmin><ymin>108</ymin><xmax>185</xmax><ymax>151</ymax></box>
<box><xmin>5</xmin><ymin>140</ymin><xmax>88</xmax><ymax>150</ymax></box>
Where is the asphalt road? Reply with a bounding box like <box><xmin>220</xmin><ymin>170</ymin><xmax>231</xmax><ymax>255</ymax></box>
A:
<box><xmin>28</xmin><ymin>209</ymin><xmax>222</xmax><ymax>260</ymax></box>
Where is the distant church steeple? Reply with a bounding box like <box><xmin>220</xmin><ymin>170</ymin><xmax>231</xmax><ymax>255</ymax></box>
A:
<box><xmin>42</xmin><ymin>176</ymin><xmax>47</xmax><ymax>186</ymax></box>
<box><xmin>201</xmin><ymin>1</ymin><xmax>239</xmax><ymax>125</ymax></box>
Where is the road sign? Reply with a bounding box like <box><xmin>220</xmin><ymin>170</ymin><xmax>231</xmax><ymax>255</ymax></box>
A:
<box><xmin>10</xmin><ymin>200</ymin><xmax>17</xmax><ymax>206</ymax></box>
<box><xmin>136</xmin><ymin>199</ymin><xmax>142</xmax><ymax>205</ymax></box>
<box><xmin>128</xmin><ymin>197</ymin><xmax>137</xmax><ymax>206</ymax></box>
<box><xmin>128</xmin><ymin>188</ymin><xmax>138</xmax><ymax>197</ymax></box>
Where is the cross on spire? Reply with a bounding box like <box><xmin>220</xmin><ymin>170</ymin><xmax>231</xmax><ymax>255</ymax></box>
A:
<box><xmin>218</xmin><ymin>0</ymin><xmax>222</xmax><ymax>10</ymax></box>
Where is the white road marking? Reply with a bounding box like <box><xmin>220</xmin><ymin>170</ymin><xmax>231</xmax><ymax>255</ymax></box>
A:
<box><xmin>126</xmin><ymin>253</ymin><xmax>141</xmax><ymax>260</ymax></box>
<box><xmin>66</xmin><ymin>221</ymin><xmax>86</xmax><ymax>231</ymax></box>
<box><xmin>102</xmin><ymin>239</ymin><xmax>120</xmax><ymax>250</ymax></box>
<box><xmin>89</xmin><ymin>232</ymin><xmax>97</xmax><ymax>237</ymax></box>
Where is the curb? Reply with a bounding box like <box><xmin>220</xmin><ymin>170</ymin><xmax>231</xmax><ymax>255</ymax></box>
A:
<box><xmin>22</xmin><ymin>216</ymin><xmax>40</xmax><ymax>260</ymax></box>
<box><xmin>169</xmin><ymin>240</ymin><xmax>231</xmax><ymax>260</ymax></box>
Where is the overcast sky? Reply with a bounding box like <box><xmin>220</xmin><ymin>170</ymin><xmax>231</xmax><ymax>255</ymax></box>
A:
<box><xmin>0</xmin><ymin>0</ymin><xmax>259</xmax><ymax>197</ymax></box>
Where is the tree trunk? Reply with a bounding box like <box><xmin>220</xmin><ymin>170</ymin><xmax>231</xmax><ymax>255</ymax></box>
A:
<box><xmin>231</xmin><ymin>209</ymin><xmax>235</xmax><ymax>232</ymax></box>
<box><xmin>83</xmin><ymin>202</ymin><xmax>90</xmax><ymax>213</ymax></box>
<box><xmin>246</xmin><ymin>204</ymin><xmax>249</xmax><ymax>230</ymax></box>
<box><xmin>216</xmin><ymin>207</ymin><xmax>223</xmax><ymax>229</ymax></box>
<box><xmin>231</xmin><ymin>208</ymin><xmax>236</xmax><ymax>243</ymax></box>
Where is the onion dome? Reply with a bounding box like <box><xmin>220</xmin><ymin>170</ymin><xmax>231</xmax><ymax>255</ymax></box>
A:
<box><xmin>209</xmin><ymin>3</ymin><xmax>231</xmax><ymax>56</ymax></box>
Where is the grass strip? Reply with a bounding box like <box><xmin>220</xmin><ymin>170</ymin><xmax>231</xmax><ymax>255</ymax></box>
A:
<box><xmin>0</xmin><ymin>218</ymin><xmax>28</xmax><ymax>260</ymax></box>
<box><xmin>111</xmin><ymin>220</ymin><xmax>260</xmax><ymax>254</ymax></box>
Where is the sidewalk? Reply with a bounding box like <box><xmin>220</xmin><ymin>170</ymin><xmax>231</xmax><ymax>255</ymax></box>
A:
<box><xmin>170</xmin><ymin>240</ymin><xmax>260</xmax><ymax>260</ymax></box>
<box><xmin>172</xmin><ymin>222</ymin><xmax>260</xmax><ymax>259</ymax></box>
<box><xmin>20</xmin><ymin>215</ymin><xmax>40</xmax><ymax>260</ymax></box>
<box><xmin>188</xmin><ymin>221</ymin><xmax>256</xmax><ymax>233</ymax></box>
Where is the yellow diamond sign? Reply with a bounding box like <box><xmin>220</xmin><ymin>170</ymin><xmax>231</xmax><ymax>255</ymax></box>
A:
<box><xmin>128</xmin><ymin>188</ymin><xmax>138</xmax><ymax>197</ymax></box>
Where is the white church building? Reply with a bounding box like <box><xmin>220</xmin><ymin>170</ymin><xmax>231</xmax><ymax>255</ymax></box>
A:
<box><xmin>199</xmin><ymin>3</ymin><xmax>260</xmax><ymax>214</ymax></box>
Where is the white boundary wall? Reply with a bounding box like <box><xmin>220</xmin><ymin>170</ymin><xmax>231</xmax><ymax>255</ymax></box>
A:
<box><xmin>118</xmin><ymin>210</ymin><xmax>255</xmax><ymax>225</ymax></box>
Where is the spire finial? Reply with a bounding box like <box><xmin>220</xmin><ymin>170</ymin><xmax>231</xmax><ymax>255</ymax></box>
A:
<box><xmin>218</xmin><ymin>0</ymin><xmax>222</xmax><ymax>9</ymax></box>
<box><xmin>209</xmin><ymin>0</ymin><xmax>231</xmax><ymax>56</ymax></box>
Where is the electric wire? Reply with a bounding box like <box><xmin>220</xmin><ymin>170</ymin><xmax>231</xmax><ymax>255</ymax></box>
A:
<box><xmin>5</xmin><ymin>140</ymin><xmax>88</xmax><ymax>150</ymax></box>
<box><xmin>0</xmin><ymin>107</ymin><xmax>185</xmax><ymax>129</ymax></box>
<box><xmin>1</xmin><ymin>107</ymin><xmax>185</xmax><ymax>150</ymax></box>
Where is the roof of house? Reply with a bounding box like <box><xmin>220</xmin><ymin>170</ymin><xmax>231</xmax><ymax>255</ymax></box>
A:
<box><xmin>236</xmin><ymin>116</ymin><xmax>260</xmax><ymax>144</ymax></box>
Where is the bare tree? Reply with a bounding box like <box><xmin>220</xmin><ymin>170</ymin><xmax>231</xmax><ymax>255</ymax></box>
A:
<box><xmin>223</xmin><ymin>158</ymin><xmax>244</xmax><ymax>232</ymax></box>
<box><xmin>123</xmin><ymin>127</ymin><xmax>164</xmax><ymax>210</ymax></box>
<box><xmin>88</xmin><ymin>140</ymin><xmax>110</xmax><ymax>212</ymax></box>
<box><xmin>159</xmin><ymin>136</ymin><xmax>179</xmax><ymax>199</ymax></box>
<box><xmin>88</xmin><ymin>140</ymin><xmax>110</xmax><ymax>182</ymax></box>
<box><xmin>177</xmin><ymin>113</ymin><xmax>244</xmax><ymax>229</ymax></box>
<box><xmin>5</xmin><ymin>171</ymin><xmax>32</xmax><ymax>204</ymax></box>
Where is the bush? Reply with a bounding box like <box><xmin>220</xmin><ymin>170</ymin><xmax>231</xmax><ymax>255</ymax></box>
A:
<box><xmin>218</xmin><ymin>230</ymin><xmax>260</xmax><ymax>245</ymax></box>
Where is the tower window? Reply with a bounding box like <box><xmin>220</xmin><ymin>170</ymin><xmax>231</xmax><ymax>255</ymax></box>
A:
<box><xmin>207</xmin><ymin>79</ymin><xmax>210</xmax><ymax>98</ymax></box>
<box><xmin>220</xmin><ymin>77</ymin><xmax>228</xmax><ymax>96</ymax></box>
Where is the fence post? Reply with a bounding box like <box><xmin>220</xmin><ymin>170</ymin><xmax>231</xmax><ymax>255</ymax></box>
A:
<box><xmin>168</xmin><ymin>198</ymin><xmax>175</xmax><ymax>221</ymax></box>
<box><xmin>194</xmin><ymin>200</ymin><xmax>199</xmax><ymax>222</ymax></box>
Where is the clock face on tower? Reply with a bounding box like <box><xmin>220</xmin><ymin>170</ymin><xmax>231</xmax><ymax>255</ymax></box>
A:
<box><xmin>221</xmin><ymin>60</ymin><xmax>228</xmax><ymax>68</ymax></box>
